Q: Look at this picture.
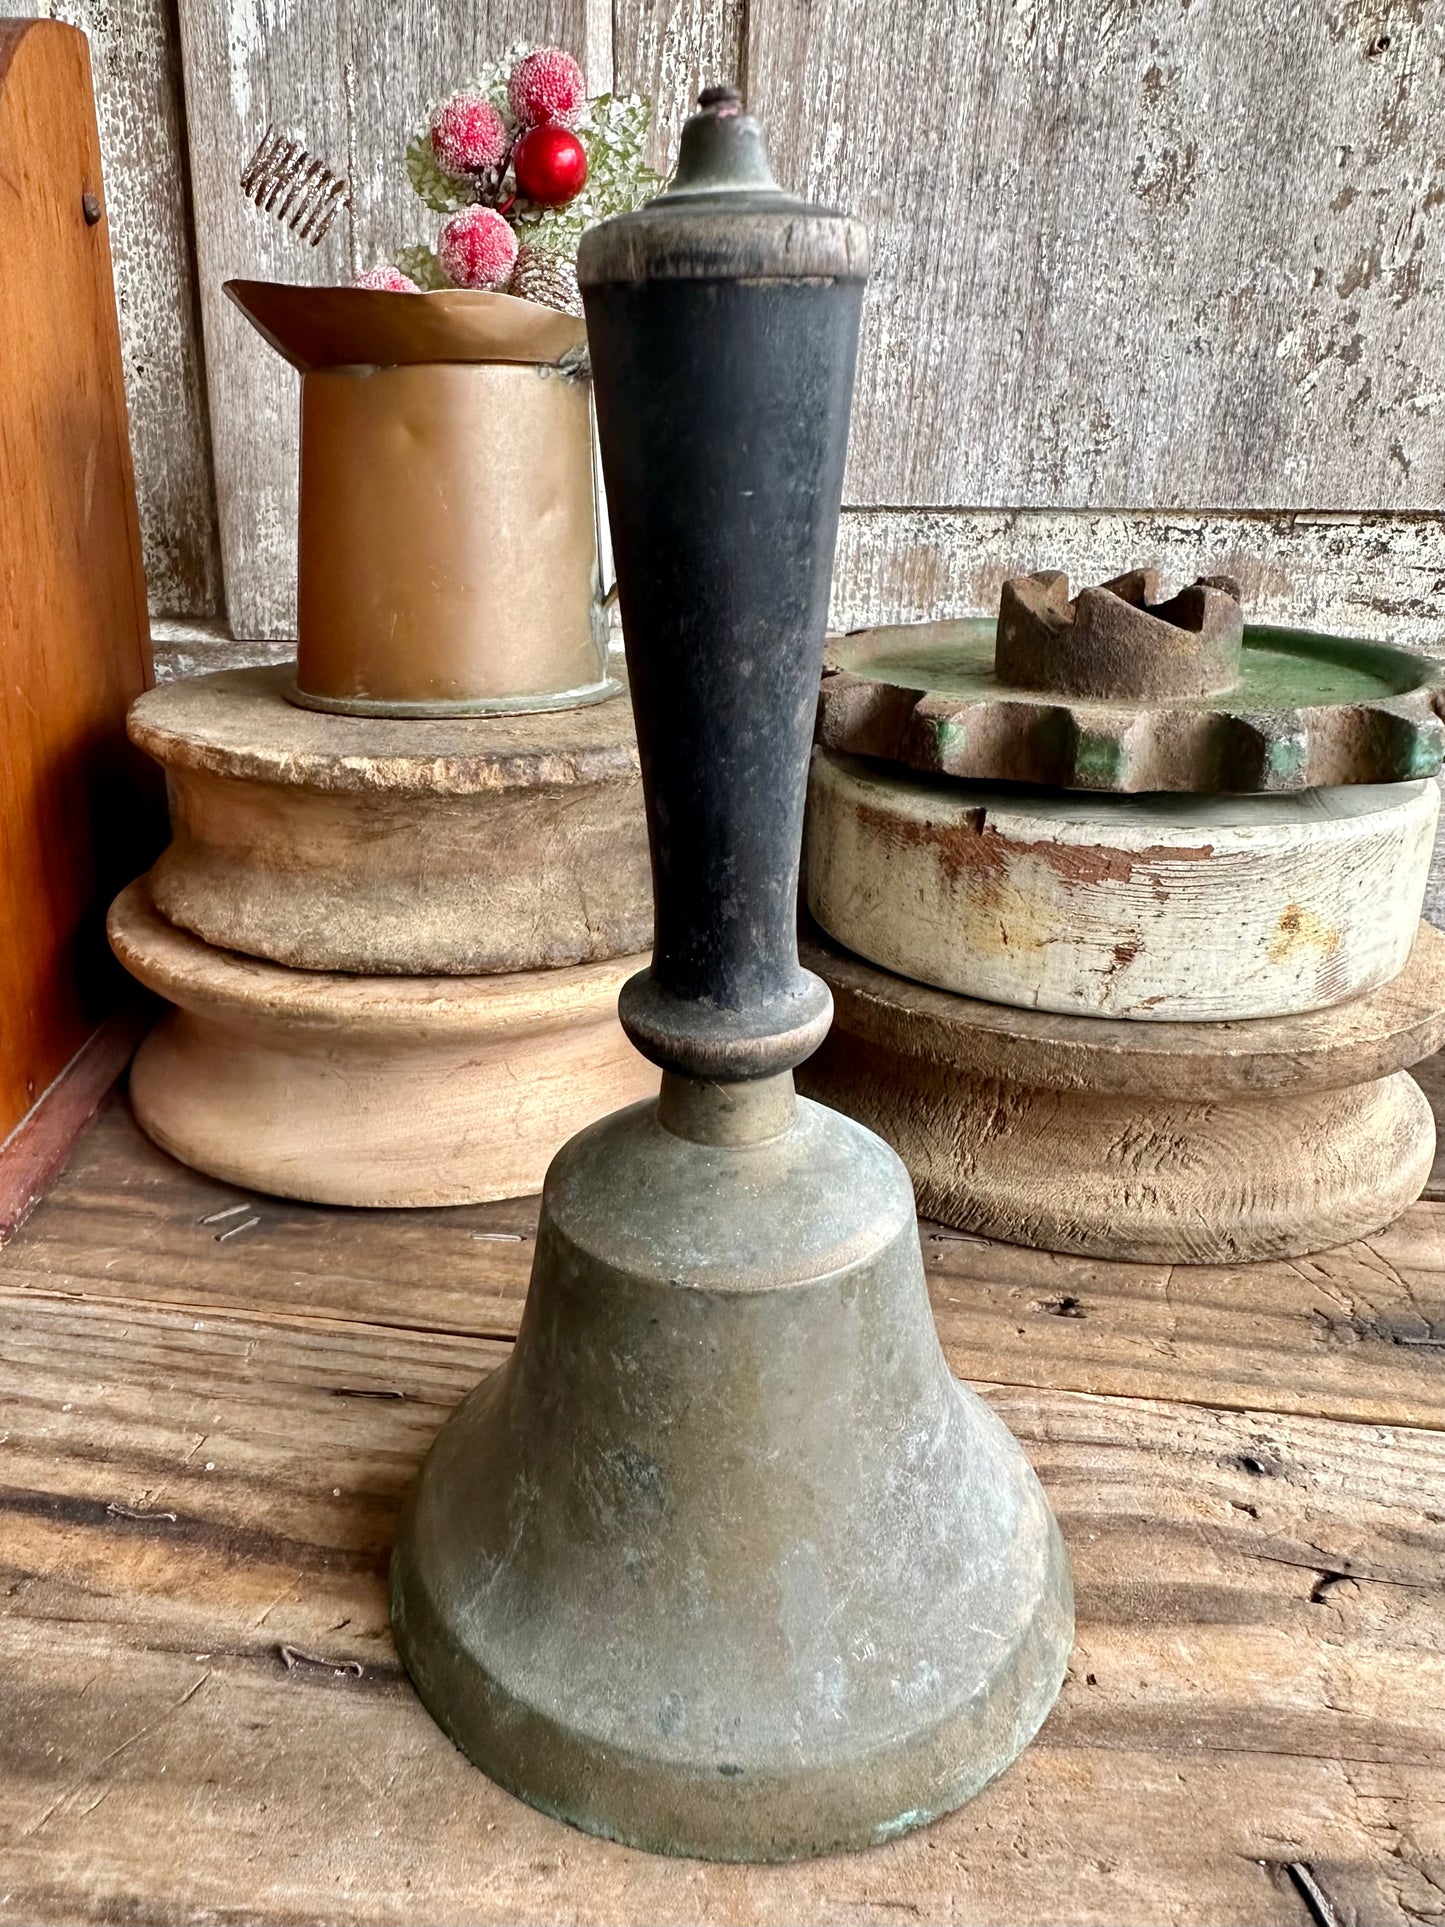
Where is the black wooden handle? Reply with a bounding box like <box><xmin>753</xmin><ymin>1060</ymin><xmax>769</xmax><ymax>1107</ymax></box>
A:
<box><xmin>580</xmin><ymin>100</ymin><xmax>867</xmax><ymax>1082</ymax></box>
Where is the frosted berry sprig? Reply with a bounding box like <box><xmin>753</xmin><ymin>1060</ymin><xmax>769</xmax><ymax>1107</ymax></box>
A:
<box><xmin>436</xmin><ymin>205</ymin><xmax>518</xmax><ymax>291</ymax></box>
<box><xmin>509</xmin><ymin>48</ymin><xmax>585</xmax><ymax>127</ymax></box>
<box><xmin>353</xmin><ymin>264</ymin><xmax>422</xmax><ymax>293</ymax></box>
<box><xmin>429</xmin><ymin>91</ymin><xmax>510</xmax><ymax>175</ymax></box>
<box><xmin>349</xmin><ymin>41</ymin><xmax>660</xmax><ymax>312</ymax></box>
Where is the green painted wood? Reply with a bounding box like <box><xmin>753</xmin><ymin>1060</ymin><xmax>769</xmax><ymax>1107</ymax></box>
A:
<box><xmin>820</xmin><ymin>618</ymin><xmax>1445</xmax><ymax>794</ymax></box>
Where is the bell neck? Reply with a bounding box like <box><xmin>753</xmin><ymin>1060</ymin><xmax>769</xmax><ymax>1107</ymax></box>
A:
<box><xmin>657</xmin><ymin>1071</ymin><xmax>797</xmax><ymax>1147</ymax></box>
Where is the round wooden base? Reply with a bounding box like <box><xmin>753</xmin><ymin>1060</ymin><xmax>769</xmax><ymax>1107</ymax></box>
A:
<box><xmin>109</xmin><ymin>882</ymin><xmax>658</xmax><ymax>1208</ymax></box>
<box><xmin>128</xmin><ymin>666</ymin><xmax>650</xmax><ymax>976</ymax></box>
<box><xmin>797</xmin><ymin>919</ymin><xmax>1445</xmax><ymax>1263</ymax></box>
<box><xmin>806</xmin><ymin>748</ymin><xmax>1438</xmax><ymax>1021</ymax></box>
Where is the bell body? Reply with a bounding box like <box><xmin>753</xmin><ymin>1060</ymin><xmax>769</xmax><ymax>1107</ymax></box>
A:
<box><xmin>226</xmin><ymin>282</ymin><xmax>615</xmax><ymax>717</ymax></box>
<box><xmin>392</xmin><ymin>1094</ymin><xmax>1071</xmax><ymax>1858</ymax></box>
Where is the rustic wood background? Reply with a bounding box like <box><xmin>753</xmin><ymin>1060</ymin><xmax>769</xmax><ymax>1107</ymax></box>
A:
<box><xmin>5</xmin><ymin>0</ymin><xmax>1437</xmax><ymax>645</ymax></box>
<box><xmin>3</xmin><ymin>0</ymin><xmax>1441</xmax><ymax>833</ymax></box>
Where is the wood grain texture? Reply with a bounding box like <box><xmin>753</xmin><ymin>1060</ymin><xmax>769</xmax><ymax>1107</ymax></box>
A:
<box><xmin>806</xmin><ymin>751</ymin><xmax>1437</xmax><ymax>1022</ymax></box>
<box><xmin>132</xmin><ymin>668</ymin><xmax>649</xmax><ymax>975</ymax></box>
<box><xmin>177</xmin><ymin>0</ymin><xmax>585</xmax><ymax>639</ymax></box>
<box><xmin>0</xmin><ymin>0</ymin><xmax>221</xmax><ymax>617</ymax></box>
<box><xmin>797</xmin><ymin>921</ymin><xmax>1445</xmax><ymax>1260</ymax></box>
<box><xmin>0</xmin><ymin>20</ymin><xmax>160</xmax><ymax>1143</ymax></box>
<box><xmin>829</xmin><ymin>509</ymin><xmax>1445</xmax><ymax>653</ymax></box>
<box><xmin>7</xmin><ymin>1090</ymin><xmax>1445</xmax><ymax>1429</ymax></box>
<box><xmin>751</xmin><ymin>1</ymin><xmax>1445</xmax><ymax>511</ymax></box>
<box><xmin>108</xmin><ymin>881</ymin><xmax>656</xmax><ymax>1207</ymax></box>
<box><xmin>1</xmin><ymin>1279</ymin><xmax>1442</xmax><ymax>1924</ymax></box>
<box><xmin>803</xmin><ymin>1028</ymin><xmax>1436</xmax><ymax>1263</ymax></box>
<box><xmin>612</xmin><ymin>0</ymin><xmax>745</xmax><ymax>174</ymax></box>
<box><xmin>171</xmin><ymin>0</ymin><xmax>1445</xmax><ymax>654</ymax></box>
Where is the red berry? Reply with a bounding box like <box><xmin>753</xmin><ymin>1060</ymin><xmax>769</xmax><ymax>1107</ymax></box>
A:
<box><xmin>508</xmin><ymin>47</ymin><xmax>585</xmax><ymax>127</ymax></box>
<box><xmin>514</xmin><ymin>123</ymin><xmax>588</xmax><ymax>208</ymax></box>
<box><xmin>353</xmin><ymin>264</ymin><xmax>423</xmax><ymax>292</ymax></box>
<box><xmin>437</xmin><ymin>206</ymin><xmax>519</xmax><ymax>290</ymax></box>
<box><xmin>429</xmin><ymin>91</ymin><xmax>509</xmax><ymax>175</ymax></box>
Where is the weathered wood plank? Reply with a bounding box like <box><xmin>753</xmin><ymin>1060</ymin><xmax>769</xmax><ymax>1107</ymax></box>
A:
<box><xmin>613</xmin><ymin>0</ymin><xmax>744</xmax><ymax>175</ymax></box>
<box><xmin>148</xmin><ymin>615</ymin><xmax>295</xmax><ymax>684</ymax></box>
<box><xmin>923</xmin><ymin>1213</ymin><xmax>1445</xmax><ymax>1432</ymax></box>
<box><xmin>0</xmin><ymin>0</ymin><xmax>221</xmax><ymax>617</ymax></box>
<box><xmin>170</xmin><ymin>0</ymin><xmax>1445</xmax><ymax>644</ymax></box>
<box><xmin>2</xmin><ymin>1634</ymin><xmax>1352</xmax><ymax>1926</ymax></box>
<box><xmin>177</xmin><ymin>0</ymin><xmax>586</xmax><ymax>640</ymax></box>
<box><xmin>751</xmin><ymin>1</ymin><xmax>1445</xmax><ymax>512</ymax></box>
<box><xmin>2</xmin><ymin>1287</ymin><xmax>1441</xmax><ymax>1924</ymax></box>
<box><xmin>829</xmin><ymin>509</ymin><xmax>1445</xmax><ymax>652</ymax></box>
<box><xmin>165</xmin><ymin>502</ymin><xmax>1445</xmax><ymax>670</ymax></box>
<box><xmin>0</xmin><ymin>1095</ymin><xmax>539</xmax><ymax>1336</ymax></box>
<box><xmin>174</xmin><ymin>0</ymin><xmax>349</xmax><ymax>640</ymax></box>
<box><xmin>0</xmin><ymin>22</ymin><xmax>159</xmax><ymax>1141</ymax></box>
<box><xmin>6</xmin><ymin>1094</ymin><xmax>1445</xmax><ymax>1432</ymax></box>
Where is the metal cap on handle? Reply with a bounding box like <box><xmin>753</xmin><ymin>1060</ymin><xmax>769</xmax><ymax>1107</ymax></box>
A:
<box><xmin>579</xmin><ymin>91</ymin><xmax>869</xmax><ymax>1082</ymax></box>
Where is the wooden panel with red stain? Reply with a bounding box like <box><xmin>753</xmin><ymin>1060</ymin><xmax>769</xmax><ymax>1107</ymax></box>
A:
<box><xmin>0</xmin><ymin>19</ymin><xmax>158</xmax><ymax>1147</ymax></box>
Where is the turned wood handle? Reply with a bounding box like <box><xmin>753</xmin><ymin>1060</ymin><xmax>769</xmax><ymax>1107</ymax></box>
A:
<box><xmin>579</xmin><ymin>95</ymin><xmax>868</xmax><ymax>1081</ymax></box>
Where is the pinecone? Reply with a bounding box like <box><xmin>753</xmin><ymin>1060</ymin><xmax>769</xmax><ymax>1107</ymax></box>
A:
<box><xmin>509</xmin><ymin>242</ymin><xmax>583</xmax><ymax>317</ymax></box>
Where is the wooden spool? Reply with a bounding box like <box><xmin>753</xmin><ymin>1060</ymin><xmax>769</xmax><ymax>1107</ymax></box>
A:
<box><xmin>806</xmin><ymin>748</ymin><xmax>1439</xmax><ymax>1021</ymax></box>
<box><xmin>797</xmin><ymin>918</ymin><xmax>1445</xmax><ymax>1263</ymax></box>
<box><xmin>129</xmin><ymin>666</ymin><xmax>651</xmax><ymax>976</ymax></box>
<box><xmin>109</xmin><ymin>881</ymin><xmax>657</xmax><ymax>1207</ymax></box>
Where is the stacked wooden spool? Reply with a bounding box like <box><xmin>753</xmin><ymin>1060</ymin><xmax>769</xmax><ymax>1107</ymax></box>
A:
<box><xmin>109</xmin><ymin>287</ymin><xmax>656</xmax><ymax>1207</ymax></box>
<box><xmin>799</xmin><ymin>571</ymin><xmax>1445</xmax><ymax>1262</ymax></box>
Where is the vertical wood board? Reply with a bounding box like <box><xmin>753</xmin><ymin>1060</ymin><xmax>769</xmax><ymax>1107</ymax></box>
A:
<box><xmin>749</xmin><ymin>0</ymin><xmax>1445</xmax><ymax>510</ymax></box>
<box><xmin>612</xmin><ymin>0</ymin><xmax>745</xmax><ymax>175</ymax></box>
<box><xmin>0</xmin><ymin>21</ymin><xmax>157</xmax><ymax>1141</ymax></box>
<box><xmin>0</xmin><ymin>0</ymin><xmax>221</xmax><ymax>618</ymax></box>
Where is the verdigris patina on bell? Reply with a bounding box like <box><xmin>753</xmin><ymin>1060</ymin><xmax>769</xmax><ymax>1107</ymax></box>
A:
<box><xmin>389</xmin><ymin>85</ymin><xmax>1073</xmax><ymax>1861</ymax></box>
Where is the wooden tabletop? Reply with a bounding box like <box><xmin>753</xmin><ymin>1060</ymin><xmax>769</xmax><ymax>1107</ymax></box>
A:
<box><xmin>2</xmin><ymin>1088</ymin><xmax>1443</xmax><ymax>1925</ymax></box>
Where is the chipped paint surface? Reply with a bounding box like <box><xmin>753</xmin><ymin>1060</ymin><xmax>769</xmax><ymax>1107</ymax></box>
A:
<box><xmin>806</xmin><ymin>749</ymin><xmax>1438</xmax><ymax>1021</ymax></box>
<box><xmin>1268</xmin><ymin>902</ymin><xmax>1343</xmax><ymax>965</ymax></box>
<box><xmin>830</xmin><ymin>507</ymin><xmax>1445</xmax><ymax>922</ymax></box>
